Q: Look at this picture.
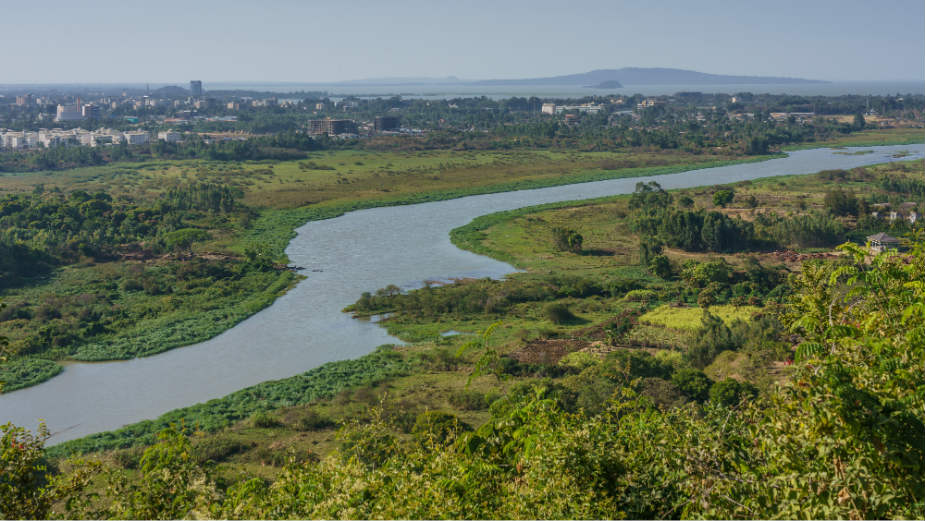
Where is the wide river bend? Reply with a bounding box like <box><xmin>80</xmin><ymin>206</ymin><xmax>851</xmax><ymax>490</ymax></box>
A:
<box><xmin>2</xmin><ymin>144</ymin><xmax>922</xmax><ymax>443</ymax></box>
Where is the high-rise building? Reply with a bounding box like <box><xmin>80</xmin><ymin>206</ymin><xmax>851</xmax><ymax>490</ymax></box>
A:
<box><xmin>55</xmin><ymin>98</ymin><xmax>84</xmax><ymax>122</ymax></box>
<box><xmin>374</xmin><ymin>116</ymin><xmax>400</xmax><ymax>131</ymax></box>
<box><xmin>190</xmin><ymin>80</ymin><xmax>203</xmax><ymax>98</ymax></box>
<box><xmin>81</xmin><ymin>103</ymin><xmax>101</xmax><ymax>119</ymax></box>
<box><xmin>308</xmin><ymin>118</ymin><xmax>358</xmax><ymax>135</ymax></box>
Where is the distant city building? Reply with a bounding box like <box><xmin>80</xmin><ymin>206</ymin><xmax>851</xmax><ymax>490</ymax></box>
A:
<box><xmin>226</xmin><ymin>101</ymin><xmax>240</xmax><ymax>110</ymax></box>
<box><xmin>555</xmin><ymin>103</ymin><xmax>603</xmax><ymax>114</ymax></box>
<box><xmin>122</xmin><ymin>131</ymin><xmax>150</xmax><ymax>145</ymax></box>
<box><xmin>55</xmin><ymin>99</ymin><xmax>84</xmax><ymax>122</ymax></box>
<box><xmin>308</xmin><ymin>118</ymin><xmax>358</xmax><ymax>135</ymax></box>
<box><xmin>314</xmin><ymin>102</ymin><xmax>325</xmax><ymax>110</ymax></box>
<box><xmin>157</xmin><ymin>130</ymin><xmax>182</xmax><ymax>143</ymax></box>
<box><xmin>81</xmin><ymin>103</ymin><xmax>101</xmax><ymax>119</ymax></box>
<box><xmin>374</xmin><ymin>115</ymin><xmax>400</xmax><ymax>131</ymax></box>
<box><xmin>194</xmin><ymin>98</ymin><xmax>216</xmax><ymax>109</ymax></box>
<box><xmin>541</xmin><ymin>103</ymin><xmax>556</xmax><ymax>115</ymax></box>
<box><xmin>190</xmin><ymin>80</ymin><xmax>203</xmax><ymax>98</ymax></box>
<box><xmin>15</xmin><ymin>94</ymin><xmax>33</xmax><ymax>106</ymax></box>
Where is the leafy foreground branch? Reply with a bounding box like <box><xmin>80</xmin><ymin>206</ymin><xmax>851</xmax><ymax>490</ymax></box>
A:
<box><xmin>4</xmin><ymin>242</ymin><xmax>925</xmax><ymax>519</ymax></box>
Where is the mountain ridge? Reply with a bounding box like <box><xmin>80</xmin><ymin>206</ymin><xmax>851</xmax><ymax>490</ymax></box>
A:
<box><xmin>471</xmin><ymin>67</ymin><xmax>827</xmax><ymax>86</ymax></box>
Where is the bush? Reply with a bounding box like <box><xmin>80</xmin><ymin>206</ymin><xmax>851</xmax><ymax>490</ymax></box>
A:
<box><xmin>709</xmin><ymin>378</ymin><xmax>758</xmax><ymax>406</ymax></box>
<box><xmin>623</xmin><ymin>289</ymin><xmax>657</xmax><ymax>302</ymax></box>
<box><xmin>671</xmin><ymin>368</ymin><xmax>713</xmax><ymax>402</ymax></box>
<box><xmin>637</xmin><ymin>377</ymin><xmax>687</xmax><ymax>409</ymax></box>
<box><xmin>713</xmin><ymin>189</ymin><xmax>735</xmax><ymax>207</ymax></box>
<box><xmin>192</xmin><ymin>436</ymin><xmax>253</xmax><ymax>464</ymax></box>
<box><xmin>251</xmin><ymin>412</ymin><xmax>283</xmax><ymax>429</ymax></box>
<box><xmin>552</xmin><ymin>227</ymin><xmax>583</xmax><ymax>254</ymax></box>
<box><xmin>448</xmin><ymin>389</ymin><xmax>498</xmax><ymax>411</ymax></box>
<box><xmin>411</xmin><ymin>411</ymin><xmax>471</xmax><ymax>446</ymax></box>
<box><xmin>648</xmin><ymin>254</ymin><xmax>674</xmax><ymax>279</ymax></box>
<box><xmin>686</xmin><ymin>311</ymin><xmax>740</xmax><ymax>369</ymax></box>
<box><xmin>605</xmin><ymin>349</ymin><xmax>673</xmax><ymax>379</ymax></box>
<box><xmin>544</xmin><ymin>302</ymin><xmax>577</xmax><ymax>324</ymax></box>
<box><xmin>293</xmin><ymin>410</ymin><xmax>335</xmax><ymax>431</ymax></box>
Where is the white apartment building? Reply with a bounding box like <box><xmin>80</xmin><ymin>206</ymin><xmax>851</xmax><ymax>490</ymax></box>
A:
<box><xmin>122</xmin><ymin>131</ymin><xmax>150</xmax><ymax>145</ymax></box>
<box><xmin>157</xmin><ymin>130</ymin><xmax>182</xmax><ymax>143</ymax></box>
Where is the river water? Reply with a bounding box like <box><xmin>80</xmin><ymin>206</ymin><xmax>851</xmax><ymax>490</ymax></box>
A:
<box><xmin>1</xmin><ymin>144</ymin><xmax>922</xmax><ymax>444</ymax></box>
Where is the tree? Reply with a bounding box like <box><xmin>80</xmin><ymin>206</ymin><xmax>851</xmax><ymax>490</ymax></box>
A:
<box><xmin>551</xmin><ymin>227</ymin><xmax>583</xmax><ymax>254</ymax></box>
<box><xmin>162</xmin><ymin>228</ymin><xmax>211</xmax><ymax>254</ymax></box>
<box><xmin>671</xmin><ymin>368</ymin><xmax>713</xmax><ymax>402</ymax></box>
<box><xmin>708</xmin><ymin>378</ymin><xmax>757</xmax><ymax>406</ymax></box>
<box><xmin>853</xmin><ymin>112</ymin><xmax>866</xmax><ymax>130</ymax></box>
<box><xmin>0</xmin><ymin>422</ymin><xmax>55</xmax><ymax>519</ymax></box>
<box><xmin>712</xmin><ymin>189</ymin><xmax>734</xmax><ymax>208</ymax></box>
<box><xmin>823</xmin><ymin>188</ymin><xmax>859</xmax><ymax>217</ymax></box>
<box><xmin>648</xmin><ymin>254</ymin><xmax>673</xmax><ymax>280</ymax></box>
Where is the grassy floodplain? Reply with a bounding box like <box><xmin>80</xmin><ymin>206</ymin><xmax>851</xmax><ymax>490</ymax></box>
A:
<box><xmin>0</xmin><ymin>128</ymin><xmax>919</xmax><ymax>391</ymax></box>
<box><xmin>0</xmin><ymin>147</ymin><xmax>778</xmax><ymax>391</ymax></box>
<box><xmin>48</xmin><ymin>156</ymin><xmax>923</xmax><ymax>457</ymax></box>
<box><xmin>33</xmin><ymin>155</ymin><xmax>925</xmax><ymax>519</ymax></box>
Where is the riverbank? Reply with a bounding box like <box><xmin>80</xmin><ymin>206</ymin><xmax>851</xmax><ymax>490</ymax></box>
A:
<box><xmin>42</xmin><ymin>149</ymin><xmax>923</xmax><ymax>456</ymax></box>
<box><xmin>0</xmin><ymin>152</ymin><xmax>773</xmax><ymax>392</ymax></box>
<box><xmin>2</xmin><ymin>129</ymin><xmax>918</xmax><ymax>392</ymax></box>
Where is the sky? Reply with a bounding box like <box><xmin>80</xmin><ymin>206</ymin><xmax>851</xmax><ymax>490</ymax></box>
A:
<box><xmin>2</xmin><ymin>0</ymin><xmax>923</xmax><ymax>84</ymax></box>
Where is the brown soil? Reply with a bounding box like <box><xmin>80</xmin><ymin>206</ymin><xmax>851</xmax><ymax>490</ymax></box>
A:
<box><xmin>510</xmin><ymin>338</ymin><xmax>589</xmax><ymax>365</ymax></box>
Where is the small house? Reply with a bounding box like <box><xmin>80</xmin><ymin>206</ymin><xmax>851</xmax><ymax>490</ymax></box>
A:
<box><xmin>867</xmin><ymin>232</ymin><xmax>900</xmax><ymax>253</ymax></box>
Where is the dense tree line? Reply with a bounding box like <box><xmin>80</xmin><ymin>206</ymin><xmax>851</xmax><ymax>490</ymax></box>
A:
<box><xmin>0</xmin><ymin>132</ymin><xmax>332</xmax><ymax>172</ymax></box>
<box><xmin>0</xmin><ymin>184</ymin><xmax>241</xmax><ymax>287</ymax></box>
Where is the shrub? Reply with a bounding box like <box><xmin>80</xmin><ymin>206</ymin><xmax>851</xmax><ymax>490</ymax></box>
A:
<box><xmin>448</xmin><ymin>389</ymin><xmax>498</xmax><ymax>411</ymax></box>
<box><xmin>671</xmin><ymin>368</ymin><xmax>713</xmax><ymax>402</ymax></box>
<box><xmin>293</xmin><ymin>410</ymin><xmax>335</xmax><ymax>431</ymax></box>
<box><xmin>544</xmin><ymin>302</ymin><xmax>577</xmax><ymax>324</ymax></box>
<box><xmin>709</xmin><ymin>378</ymin><xmax>758</xmax><ymax>406</ymax></box>
<box><xmin>686</xmin><ymin>311</ymin><xmax>740</xmax><ymax>369</ymax></box>
<box><xmin>648</xmin><ymin>254</ymin><xmax>674</xmax><ymax>279</ymax></box>
<box><xmin>192</xmin><ymin>436</ymin><xmax>252</xmax><ymax>464</ymax></box>
<box><xmin>411</xmin><ymin>411</ymin><xmax>471</xmax><ymax>446</ymax></box>
<box><xmin>251</xmin><ymin>412</ymin><xmax>282</xmax><ymax>429</ymax></box>
<box><xmin>551</xmin><ymin>227</ymin><xmax>583</xmax><ymax>253</ymax></box>
<box><xmin>623</xmin><ymin>289</ymin><xmax>657</xmax><ymax>302</ymax></box>
<box><xmin>712</xmin><ymin>189</ymin><xmax>735</xmax><ymax>207</ymax></box>
<box><xmin>637</xmin><ymin>377</ymin><xmax>687</xmax><ymax>409</ymax></box>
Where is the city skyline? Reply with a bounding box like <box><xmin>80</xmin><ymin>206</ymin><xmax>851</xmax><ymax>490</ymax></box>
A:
<box><xmin>1</xmin><ymin>0</ymin><xmax>923</xmax><ymax>84</ymax></box>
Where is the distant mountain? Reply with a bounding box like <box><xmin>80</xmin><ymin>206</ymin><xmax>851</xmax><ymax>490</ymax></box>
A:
<box><xmin>588</xmin><ymin>80</ymin><xmax>624</xmax><ymax>89</ymax></box>
<box><xmin>473</xmin><ymin>67</ymin><xmax>827</xmax><ymax>86</ymax></box>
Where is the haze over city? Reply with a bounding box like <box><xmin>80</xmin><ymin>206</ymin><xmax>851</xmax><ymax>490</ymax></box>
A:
<box><xmin>2</xmin><ymin>0</ymin><xmax>923</xmax><ymax>84</ymax></box>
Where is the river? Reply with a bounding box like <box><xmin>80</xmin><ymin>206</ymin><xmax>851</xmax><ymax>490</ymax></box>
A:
<box><xmin>1</xmin><ymin>144</ymin><xmax>922</xmax><ymax>444</ymax></box>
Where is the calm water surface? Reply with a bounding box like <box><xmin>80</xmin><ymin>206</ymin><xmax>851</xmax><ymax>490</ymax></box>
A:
<box><xmin>1</xmin><ymin>144</ymin><xmax>922</xmax><ymax>443</ymax></box>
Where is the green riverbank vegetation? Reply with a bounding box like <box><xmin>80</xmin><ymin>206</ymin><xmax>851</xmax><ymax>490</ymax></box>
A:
<box><xmin>0</xmin><ymin>145</ymin><xmax>791</xmax><ymax>390</ymax></box>
<box><xmin>5</xmin><ymin>160</ymin><xmax>923</xmax><ymax>519</ymax></box>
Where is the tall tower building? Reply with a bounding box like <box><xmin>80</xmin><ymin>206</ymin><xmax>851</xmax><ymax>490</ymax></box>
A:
<box><xmin>190</xmin><ymin>80</ymin><xmax>203</xmax><ymax>98</ymax></box>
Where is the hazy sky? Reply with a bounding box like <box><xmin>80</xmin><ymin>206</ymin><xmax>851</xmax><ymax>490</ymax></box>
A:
<box><xmin>3</xmin><ymin>0</ymin><xmax>923</xmax><ymax>83</ymax></box>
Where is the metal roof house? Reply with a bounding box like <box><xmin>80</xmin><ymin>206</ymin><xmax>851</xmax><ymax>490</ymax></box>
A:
<box><xmin>867</xmin><ymin>232</ymin><xmax>901</xmax><ymax>253</ymax></box>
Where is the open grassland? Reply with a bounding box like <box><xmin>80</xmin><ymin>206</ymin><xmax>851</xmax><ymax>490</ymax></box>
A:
<box><xmin>0</xmin><ymin>149</ymin><xmax>752</xmax><ymax>208</ymax></box>
<box><xmin>782</xmin><ymin>126</ymin><xmax>923</xmax><ymax>150</ymax></box>
<box><xmin>639</xmin><ymin>304</ymin><xmax>760</xmax><ymax>331</ymax></box>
